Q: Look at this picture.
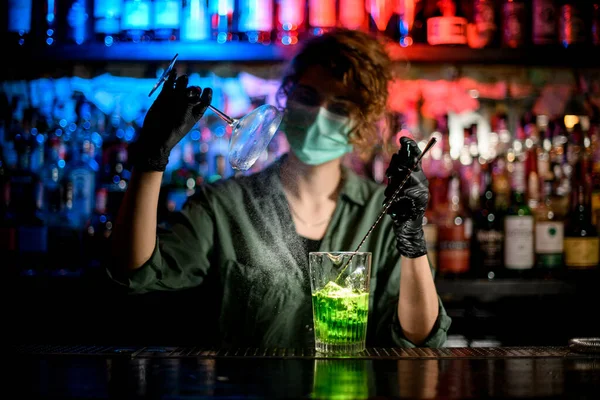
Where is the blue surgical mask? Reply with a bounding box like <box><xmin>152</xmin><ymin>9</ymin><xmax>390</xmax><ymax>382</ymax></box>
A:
<box><xmin>281</xmin><ymin>100</ymin><xmax>354</xmax><ymax>165</ymax></box>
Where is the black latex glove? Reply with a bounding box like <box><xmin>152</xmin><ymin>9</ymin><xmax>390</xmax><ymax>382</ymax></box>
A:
<box><xmin>384</xmin><ymin>137</ymin><xmax>429</xmax><ymax>259</ymax></box>
<box><xmin>130</xmin><ymin>71</ymin><xmax>212</xmax><ymax>172</ymax></box>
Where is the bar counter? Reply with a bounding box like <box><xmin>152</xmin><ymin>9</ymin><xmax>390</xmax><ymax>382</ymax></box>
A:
<box><xmin>12</xmin><ymin>345</ymin><xmax>600</xmax><ymax>399</ymax></box>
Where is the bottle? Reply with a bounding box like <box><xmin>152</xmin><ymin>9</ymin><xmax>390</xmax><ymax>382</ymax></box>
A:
<box><xmin>83</xmin><ymin>188</ymin><xmax>113</xmax><ymax>268</ymax></box>
<box><xmin>93</xmin><ymin>0</ymin><xmax>123</xmax><ymax>45</ymax></box>
<box><xmin>181</xmin><ymin>0</ymin><xmax>210</xmax><ymax>42</ymax></box>
<box><xmin>564</xmin><ymin>133</ymin><xmax>599</xmax><ymax>270</ymax></box>
<box><xmin>275</xmin><ymin>0</ymin><xmax>305</xmax><ymax>45</ymax></box>
<box><xmin>11</xmin><ymin>136</ymin><xmax>47</xmax><ymax>275</ymax></box>
<box><xmin>504</xmin><ymin>149</ymin><xmax>535</xmax><ymax>272</ymax></box>
<box><xmin>423</xmin><ymin>194</ymin><xmax>439</xmax><ymax>272</ymax></box>
<box><xmin>473</xmin><ymin>163</ymin><xmax>504</xmax><ymax>279</ymax></box>
<box><xmin>437</xmin><ymin>174</ymin><xmax>471</xmax><ymax>277</ymax></box>
<box><xmin>152</xmin><ymin>0</ymin><xmax>181</xmax><ymax>41</ymax></box>
<box><xmin>121</xmin><ymin>0</ymin><xmax>152</xmax><ymax>42</ymax></box>
<box><xmin>339</xmin><ymin>0</ymin><xmax>367</xmax><ymax>32</ymax></box>
<box><xmin>7</xmin><ymin>0</ymin><xmax>33</xmax><ymax>46</ymax></box>
<box><xmin>502</xmin><ymin>0</ymin><xmax>527</xmax><ymax>48</ymax></box>
<box><xmin>593</xmin><ymin>2</ymin><xmax>600</xmax><ymax>46</ymax></box>
<box><xmin>467</xmin><ymin>0</ymin><xmax>497</xmax><ymax>49</ymax></box>
<box><xmin>535</xmin><ymin>180</ymin><xmax>565</xmax><ymax>271</ymax></box>
<box><xmin>309</xmin><ymin>0</ymin><xmax>337</xmax><ymax>36</ymax></box>
<box><xmin>238</xmin><ymin>0</ymin><xmax>274</xmax><ymax>44</ymax></box>
<box><xmin>559</xmin><ymin>0</ymin><xmax>588</xmax><ymax>47</ymax></box>
<box><xmin>532</xmin><ymin>0</ymin><xmax>558</xmax><ymax>45</ymax></box>
<box><xmin>61</xmin><ymin>0</ymin><xmax>93</xmax><ymax>45</ymax></box>
<box><xmin>209</xmin><ymin>0</ymin><xmax>236</xmax><ymax>42</ymax></box>
<box><xmin>65</xmin><ymin>139</ymin><xmax>96</xmax><ymax>227</ymax></box>
<box><xmin>0</xmin><ymin>143</ymin><xmax>17</xmax><ymax>270</ymax></box>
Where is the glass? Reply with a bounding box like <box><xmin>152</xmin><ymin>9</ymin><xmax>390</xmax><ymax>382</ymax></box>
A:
<box><xmin>308</xmin><ymin>251</ymin><xmax>371</xmax><ymax>355</ymax></box>
<box><xmin>148</xmin><ymin>53</ymin><xmax>283</xmax><ymax>171</ymax></box>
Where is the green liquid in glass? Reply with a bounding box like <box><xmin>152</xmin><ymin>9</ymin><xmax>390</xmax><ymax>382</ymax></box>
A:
<box><xmin>312</xmin><ymin>282</ymin><xmax>369</xmax><ymax>354</ymax></box>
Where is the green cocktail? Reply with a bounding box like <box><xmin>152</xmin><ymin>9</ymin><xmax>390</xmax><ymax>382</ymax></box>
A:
<box><xmin>309</xmin><ymin>252</ymin><xmax>372</xmax><ymax>354</ymax></box>
<box><xmin>312</xmin><ymin>282</ymin><xmax>369</xmax><ymax>354</ymax></box>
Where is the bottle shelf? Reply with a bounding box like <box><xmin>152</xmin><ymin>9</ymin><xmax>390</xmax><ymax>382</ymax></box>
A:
<box><xmin>10</xmin><ymin>41</ymin><xmax>600</xmax><ymax>67</ymax></box>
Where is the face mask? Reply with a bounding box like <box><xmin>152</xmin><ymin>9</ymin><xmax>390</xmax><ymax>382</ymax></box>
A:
<box><xmin>281</xmin><ymin>100</ymin><xmax>354</xmax><ymax>165</ymax></box>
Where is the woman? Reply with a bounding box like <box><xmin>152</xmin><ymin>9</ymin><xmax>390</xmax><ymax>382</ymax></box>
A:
<box><xmin>110</xmin><ymin>29</ymin><xmax>451</xmax><ymax>348</ymax></box>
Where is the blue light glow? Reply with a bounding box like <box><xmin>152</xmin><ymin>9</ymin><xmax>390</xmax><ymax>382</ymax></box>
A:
<box><xmin>116</xmin><ymin>128</ymin><xmax>124</xmax><ymax>139</ymax></box>
<box><xmin>59</xmin><ymin>119</ymin><xmax>68</xmax><ymax>128</ymax></box>
<box><xmin>100</xmin><ymin>215</ymin><xmax>107</xmax><ymax>223</ymax></box>
<box><xmin>104</xmin><ymin>36</ymin><xmax>114</xmax><ymax>46</ymax></box>
<box><xmin>58</xmin><ymin>160</ymin><xmax>66</xmax><ymax>168</ymax></box>
<box><xmin>46</xmin><ymin>38</ymin><xmax>54</xmax><ymax>45</ymax></box>
<box><xmin>113</xmin><ymin>175</ymin><xmax>121</xmax><ymax>184</ymax></box>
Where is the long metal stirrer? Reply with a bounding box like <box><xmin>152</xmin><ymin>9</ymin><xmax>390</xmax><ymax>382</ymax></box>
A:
<box><xmin>334</xmin><ymin>137</ymin><xmax>438</xmax><ymax>283</ymax></box>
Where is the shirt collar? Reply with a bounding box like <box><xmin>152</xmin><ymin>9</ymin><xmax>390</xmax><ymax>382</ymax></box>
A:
<box><xmin>258</xmin><ymin>154</ymin><xmax>368</xmax><ymax>207</ymax></box>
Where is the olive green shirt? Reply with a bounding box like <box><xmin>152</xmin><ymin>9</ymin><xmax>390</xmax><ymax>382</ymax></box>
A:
<box><xmin>109</xmin><ymin>155</ymin><xmax>451</xmax><ymax>348</ymax></box>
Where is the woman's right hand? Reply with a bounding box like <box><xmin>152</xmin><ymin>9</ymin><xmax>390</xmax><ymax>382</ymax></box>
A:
<box><xmin>131</xmin><ymin>70</ymin><xmax>212</xmax><ymax>172</ymax></box>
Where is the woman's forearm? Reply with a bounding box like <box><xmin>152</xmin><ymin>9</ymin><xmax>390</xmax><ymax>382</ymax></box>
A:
<box><xmin>112</xmin><ymin>169</ymin><xmax>164</xmax><ymax>271</ymax></box>
<box><xmin>397</xmin><ymin>255</ymin><xmax>439</xmax><ymax>345</ymax></box>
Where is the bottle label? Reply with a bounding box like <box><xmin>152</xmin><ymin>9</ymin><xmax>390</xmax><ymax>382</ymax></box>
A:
<box><xmin>122</xmin><ymin>0</ymin><xmax>151</xmax><ymax>30</ymax></box>
<box><xmin>537</xmin><ymin>253</ymin><xmax>563</xmax><ymax>269</ymax></box>
<box><xmin>504</xmin><ymin>216</ymin><xmax>534</xmax><ymax>269</ymax></box>
<box><xmin>535</xmin><ymin>221</ymin><xmax>564</xmax><ymax>253</ymax></box>
<box><xmin>427</xmin><ymin>16</ymin><xmax>468</xmax><ymax>45</ymax></box>
<box><xmin>564</xmin><ymin>237</ymin><xmax>599</xmax><ymax>268</ymax></box>
<box><xmin>476</xmin><ymin>228</ymin><xmax>504</xmax><ymax>268</ymax></box>
<box><xmin>438</xmin><ymin>225</ymin><xmax>470</xmax><ymax>274</ymax></box>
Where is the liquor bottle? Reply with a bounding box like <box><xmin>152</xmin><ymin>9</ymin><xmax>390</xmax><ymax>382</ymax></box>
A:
<box><xmin>591</xmin><ymin>123</ymin><xmax>600</xmax><ymax>225</ymax></box>
<box><xmin>423</xmin><ymin>191</ymin><xmax>439</xmax><ymax>272</ymax></box>
<box><xmin>93</xmin><ymin>0</ymin><xmax>123</xmax><ymax>45</ymax></box>
<box><xmin>504</xmin><ymin>148</ymin><xmax>535</xmax><ymax>272</ymax></box>
<box><xmin>426</xmin><ymin>0</ymin><xmax>468</xmax><ymax>46</ymax></box>
<box><xmin>65</xmin><ymin>139</ymin><xmax>96</xmax><ymax>227</ymax></box>
<box><xmin>467</xmin><ymin>0</ymin><xmax>498</xmax><ymax>49</ymax></box>
<box><xmin>181</xmin><ymin>0</ymin><xmax>210</xmax><ymax>42</ymax></box>
<box><xmin>339</xmin><ymin>0</ymin><xmax>367</xmax><ymax>31</ymax></box>
<box><xmin>152</xmin><ymin>0</ymin><xmax>181</xmax><ymax>40</ymax></box>
<box><xmin>40</xmin><ymin>136</ymin><xmax>65</xmax><ymax>226</ymax></box>
<box><xmin>209</xmin><ymin>0</ymin><xmax>236</xmax><ymax>42</ymax></box>
<box><xmin>535</xmin><ymin>180</ymin><xmax>565</xmax><ymax>271</ymax></box>
<box><xmin>559</xmin><ymin>0</ymin><xmax>588</xmax><ymax>47</ymax></box>
<box><xmin>83</xmin><ymin>188</ymin><xmax>113</xmax><ymax>268</ymax></box>
<box><xmin>437</xmin><ymin>173</ymin><xmax>471</xmax><ymax>277</ymax></box>
<box><xmin>398</xmin><ymin>0</ymin><xmax>427</xmax><ymax>45</ymax></box>
<box><xmin>276</xmin><ymin>0</ymin><xmax>306</xmax><ymax>46</ymax></box>
<box><xmin>593</xmin><ymin>2</ymin><xmax>600</xmax><ymax>46</ymax></box>
<box><xmin>238</xmin><ymin>0</ymin><xmax>274</xmax><ymax>43</ymax></box>
<box><xmin>532</xmin><ymin>0</ymin><xmax>558</xmax><ymax>45</ymax></box>
<box><xmin>564</xmin><ymin>133</ymin><xmax>599</xmax><ymax>270</ymax></box>
<box><xmin>309</xmin><ymin>0</ymin><xmax>337</xmax><ymax>36</ymax></box>
<box><xmin>0</xmin><ymin>143</ymin><xmax>17</xmax><ymax>270</ymax></box>
<box><xmin>502</xmin><ymin>0</ymin><xmax>527</xmax><ymax>48</ymax></box>
<box><xmin>7</xmin><ymin>0</ymin><xmax>33</xmax><ymax>46</ymax></box>
<box><xmin>31</xmin><ymin>0</ymin><xmax>59</xmax><ymax>46</ymax></box>
<box><xmin>473</xmin><ymin>163</ymin><xmax>504</xmax><ymax>279</ymax></box>
<box><xmin>60</xmin><ymin>0</ymin><xmax>93</xmax><ymax>45</ymax></box>
<box><xmin>121</xmin><ymin>0</ymin><xmax>152</xmax><ymax>42</ymax></box>
<box><xmin>11</xmin><ymin>137</ymin><xmax>48</xmax><ymax>275</ymax></box>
